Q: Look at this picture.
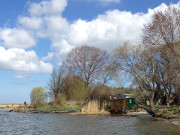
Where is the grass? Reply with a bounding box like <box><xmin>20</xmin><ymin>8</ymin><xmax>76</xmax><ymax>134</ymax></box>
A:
<box><xmin>155</xmin><ymin>105</ymin><xmax>180</xmax><ymax>119</ymax></box>
<box><xmin>155</xmin><ymin>105</ymin><xmax>180</xmax><ymax>109</ymax></box>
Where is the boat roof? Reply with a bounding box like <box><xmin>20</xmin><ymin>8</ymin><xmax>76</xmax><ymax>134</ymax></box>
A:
<box><xmin>110</xmin><ymin>94</ymin><xmax>134</xmax><ymax>100</ymax></box>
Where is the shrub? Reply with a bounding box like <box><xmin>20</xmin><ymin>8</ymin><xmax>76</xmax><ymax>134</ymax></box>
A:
<box><xmin>54</xmin><ymin>93</ymin><xmax>67</xmax><ymax>107</ymax></box>
<box><xmin>30</xmin><ymin>87</ymin><xmax>48</xmax><ymax>108</ymax></box>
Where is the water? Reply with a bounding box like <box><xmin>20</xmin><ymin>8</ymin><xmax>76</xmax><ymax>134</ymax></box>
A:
<box><xmin>0</xmin><ymin>110</ymin><xmax>180</xmax><ymax>135</ymax></box>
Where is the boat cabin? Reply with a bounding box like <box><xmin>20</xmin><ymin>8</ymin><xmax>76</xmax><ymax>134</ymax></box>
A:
<box><xmin>110</xmin><ymin>94</ymin><xmax>137</xmax><ymax>114</ymax></box>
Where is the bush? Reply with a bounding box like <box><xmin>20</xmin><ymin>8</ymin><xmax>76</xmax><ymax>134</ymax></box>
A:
<box><xmin>54</xmin><ymin>93</ymin><xmax>67</xmax><ymax>107</ymax></box>
<box><xmin>30</xmin><ymin>87</ymin><xmax>48</xmax><ymax>108</ymax></box>
<box><xmin>105</xmin><ymin>105</ymin><xmax>111</xmax><ymax>112</ymax></box>
<box><xmin>71</xmin><ymin>79</ymin><xmax>90</xmax><ymax>101</ymax></box>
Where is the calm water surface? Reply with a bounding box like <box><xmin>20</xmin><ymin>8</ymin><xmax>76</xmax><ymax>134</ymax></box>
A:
<box><xmin>0</xmin><ymin>110</ymin><xmax>180</xmax><ymax>135</ymax></box>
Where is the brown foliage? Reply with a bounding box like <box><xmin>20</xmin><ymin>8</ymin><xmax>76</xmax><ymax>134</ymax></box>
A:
<box><xmin>142</xmin><ymin>5</ymin><xmax>180</xmax><ymax>47</ymax></box>
<box><xmin>63</xmin><ymin>45</ymin><xmax>110</xmax><ymax>86</ymax></box>
<box><xmin>142</xmin><ymin>5</ymin><xmax>180</xmax><ymax>105</ymax></box>
<box><xmin>47</xmin><ymin>68</ymin><xmax>65</xmax><ymax>99</ymax></box>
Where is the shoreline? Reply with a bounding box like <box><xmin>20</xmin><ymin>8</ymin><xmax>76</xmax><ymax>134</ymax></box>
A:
<box><xmin>68</xmin><ymin>110</ymin><xmax>148</xmax><ymax>115</ymax></box>
<box><xmin>3</xmin><ymin>106</ymin><xmax>180</xmax><ymax>125</ymax></box>
<box><xmin>2</xmin><ymin>108</ymin><xmax>180</xmax><ymax>127</ymax></box>
<box><xmin>68</xmin><ymin>111</ymin><xmax>110</xmax><ymax>115</ymax></box>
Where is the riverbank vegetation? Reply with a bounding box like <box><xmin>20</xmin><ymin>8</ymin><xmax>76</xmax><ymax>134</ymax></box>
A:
<box><xmin>155</xmin><ymin>105</ymin><xmax>180</xmax><ymax>119</ymax></box>
<box><xmin>30</xmin><ymin>87</ymin><xmax>48</xmax><ymax>109</ymax></box>
<box><xmin>23</xmin><ymin>5</ymin><xmax>180</xmax><ymax>118</ymax></box>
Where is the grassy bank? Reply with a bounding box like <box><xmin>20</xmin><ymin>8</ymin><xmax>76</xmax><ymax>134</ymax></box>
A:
<box><xmin>155</xmin><ymin>105</ymin><xmax>180</xmax><ymax>119</ymax></box>
<box><xmin>9</xmin><ymin>102</ymin><xmax>82</xmax><ymax>113</ymax></box>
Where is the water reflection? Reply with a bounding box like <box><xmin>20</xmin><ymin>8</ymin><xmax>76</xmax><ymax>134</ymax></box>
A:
<box><xmin>0</xmin><ymin>110</ymin><xmax>179</xmax><ymax>135</ymax></box>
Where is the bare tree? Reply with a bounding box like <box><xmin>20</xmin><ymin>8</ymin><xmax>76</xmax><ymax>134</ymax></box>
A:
<box><xmin>112</xmin><ymin>42</ymin><xmax>178</xmax><ymax>109</ymax></box>
<box><xmin>142</xmin><ymin>5</ymin><xmax>180</xmax><ymax>76</ymax></box>
<box><xmin>113</xmin><ymin>43</ymin><xmax>156</xmax><ymax>106</ymax></box>
<box><xmin>47</xmin><ymin>67</ymin><xmax>65</xmax><ymax>99</ymax></box>
<box><xmin>142</xmin><ymin>5</ymin><xmax>180</xmax><ymax>48</ymax></box>
<box><xmin>63</xmin><ymin>45</ymin><xmax>109</xmax><ymax>86</ymax></box>
<box><xmin>111</xmin><ymin>5</ymin><xmax>180</xmax><ymax>109</ymax></box>
<box><xmin>142</xmin><ymin>5</ymin><xmax>180</xmax><ymax>105</ymax></box>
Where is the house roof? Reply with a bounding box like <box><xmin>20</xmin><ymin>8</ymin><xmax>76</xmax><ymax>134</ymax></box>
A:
<box><xmin>110</xmin><ymin>94</ymin><xmax>133</xmax><ymax>100</ymax></box>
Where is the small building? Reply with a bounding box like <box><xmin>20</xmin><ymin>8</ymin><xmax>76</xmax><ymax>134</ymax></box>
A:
<box><xmin>110</xmin><ymin>94</ymin><xmax>138</xmax><ymax>114</ymax></box>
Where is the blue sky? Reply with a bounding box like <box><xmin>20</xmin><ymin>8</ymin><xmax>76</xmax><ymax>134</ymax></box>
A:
<box><xmin>0</xmin><ymin>0</ymin><xmax>179</xmax><ymax>104</ymax></box>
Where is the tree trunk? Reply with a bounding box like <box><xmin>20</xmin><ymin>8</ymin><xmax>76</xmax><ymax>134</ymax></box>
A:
<box><xmin>99</xmin><ymin>97</ymin><xmax>101</xmax><ymax>109</ymax></box>
<box><xmin>83</xmin><ymin>87</ymin><xmax>95</xmax><ymax>106</ymax></box>
<box><xmin>166</xmin><ymin>94</ymin><xmax>170</xmax><ymax>106</ymax></box>
<box><xmin>150</xmin><ymin>92</ymin><xmax>155</xmax><ymax>111</ymax></box>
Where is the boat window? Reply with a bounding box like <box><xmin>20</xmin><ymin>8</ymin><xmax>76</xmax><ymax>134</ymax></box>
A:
<box><xmin>130</xmin><ymin>99</ymin><xmax>132</xmax><ymax>103</ymax></box>
<box><xmin>114</xmin><ymin>101</ymin><xmax>118</xmax><ymax>106</ymax></box>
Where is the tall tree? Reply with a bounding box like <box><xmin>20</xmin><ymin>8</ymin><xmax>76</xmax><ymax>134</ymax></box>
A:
<box><xmin>142</xmin><ymin>5</ymin><xmax>180</xmax><ymax>48</ymax></box>
<box><xmin>47</xmin><ymin>67</ymin><xmax>65</xmax><ymax>99</ymax></box>
<box><xmin>142</xmin><ymin>5</ymin><xmax>180</xmax><ymax>105</ymax></box>
<box><xmin>112</xmin><ymin>43</ymin><xmax>161</xmax><ymax>107</ymax></box>
<box><xmin>63</xmin><ymin>46</ymin><xmax>109</xmax><ymax>86</ymax></box>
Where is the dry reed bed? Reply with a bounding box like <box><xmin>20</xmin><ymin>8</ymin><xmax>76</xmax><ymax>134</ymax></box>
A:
<box><xmin>0</xmin><ymin>104</ymin><xmax>26</xmax><ymax>109</ymax></box>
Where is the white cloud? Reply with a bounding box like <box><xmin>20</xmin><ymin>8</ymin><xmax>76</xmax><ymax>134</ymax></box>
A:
<box><xmin>0</xmin><ymin>46</ymin><xmax>53</xmax><ymax>73</ymax></box>
<box><xmin>67</xmin><ymin>10</ymin><xmax>149</xmax><ymax>51</ymax></box>
<box><xmin>29</xmin><ymin>0</ymin><xmax>67</xmax><ymax>16</ymax></box>
<box><xmin>0</xmin><ymin>28</ymin><xmax>35</xmax><ymax>48</ymax></box>
<box><xmin>0</xmin><ymin>0</ymin><xmax>69</xmax><ymax>73</ymax></box>
<box><xmin>41</xmin><ymin>52</ymin><xmax>54</xmax><ymax>61</ymax></box>
<box><xmin>15</xmin><ymin>75</ymin><xmax>26</xmax><ymax>79</ymax></box>
<box><xmin>39</xmin><ymin>9</ymin><xmax>151</xmax><ymax>58</ymax></box>
<box><xmin>18</xmin><ymin>16</ymin><xmax>43</xmax><ymax>30</ymax></box>
<box><xmin>37</xmin><ymin>16</ymin><xmax>69</xmax><ymax>39</ymax></box>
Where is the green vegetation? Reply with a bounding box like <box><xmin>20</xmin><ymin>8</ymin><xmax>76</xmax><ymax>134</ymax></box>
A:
<box><xmin>71</xmin><ymin>79</ymin><xmax>89</xmax><ymax>101</ymax></box>
<box><xmin>30</xmin><ymin>87</ymin><xmax>48</xmax><ymax>108</ymax></box>
<box><xmin>54</xmin><ymin>93</ymin><xmax>67</xmax><ymax>107</ymax></box>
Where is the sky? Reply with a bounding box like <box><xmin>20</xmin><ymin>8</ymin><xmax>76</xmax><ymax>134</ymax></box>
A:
<box><xmin>0</xmin><ymin>0</ymin><xmax>179</xmax><ymax>104</ymax></box>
